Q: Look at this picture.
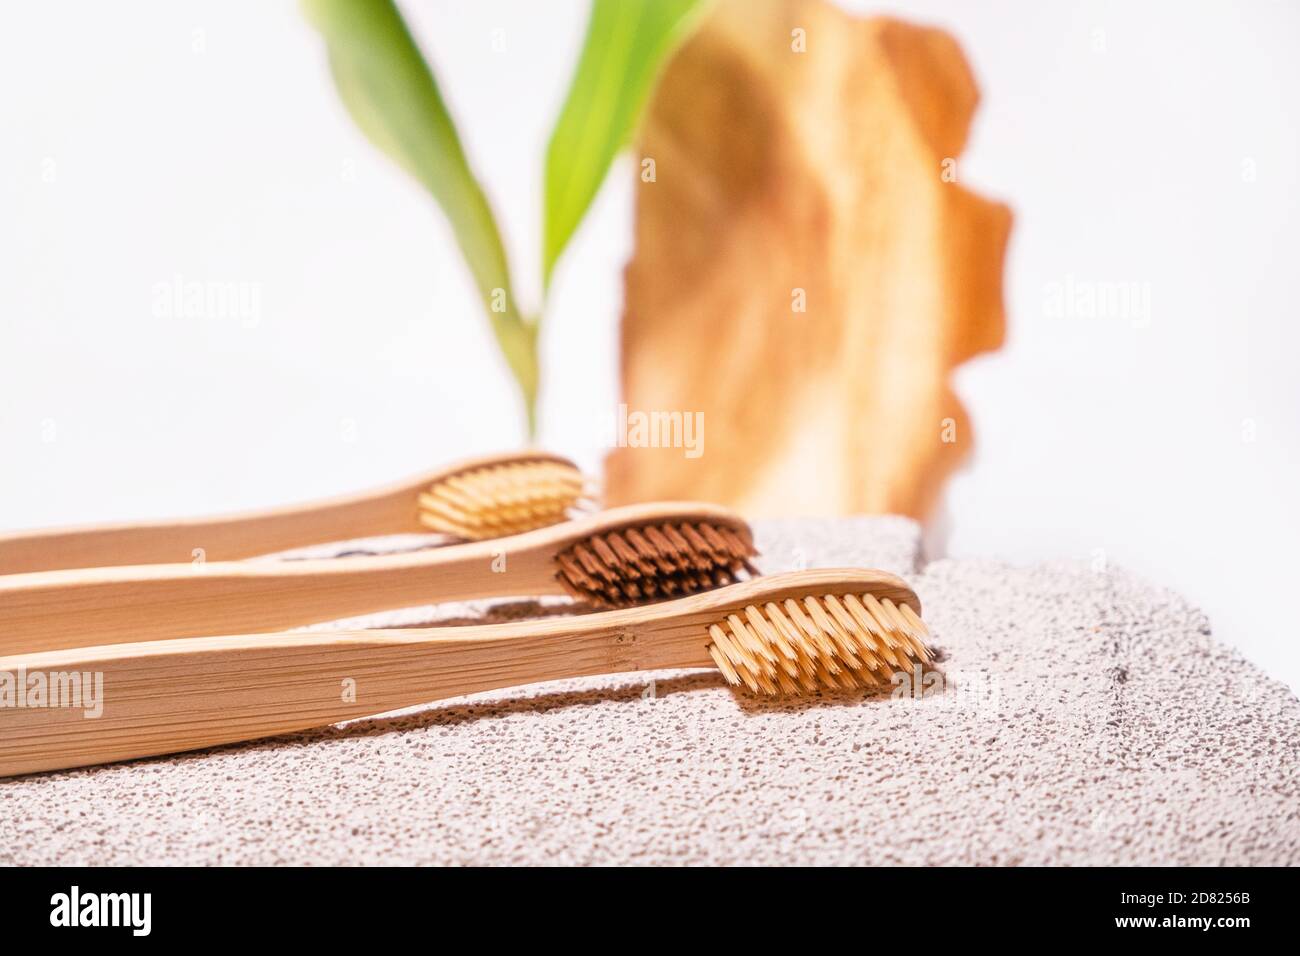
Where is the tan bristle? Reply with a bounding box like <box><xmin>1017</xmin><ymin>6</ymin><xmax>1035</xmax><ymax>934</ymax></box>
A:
<box><xmin>417</xmin><ymin>460</ymin><xmax>588</xmax><ymax>540</ymax></box>
<box><xmin>706</xmin><ymin>593</ymin><xmax>931</xmax><ymax>696</ymax></box>
<box><xmin>554</xmin><ymin>521</ymin><xmax>757</xmax><ymax>607</ymax></box>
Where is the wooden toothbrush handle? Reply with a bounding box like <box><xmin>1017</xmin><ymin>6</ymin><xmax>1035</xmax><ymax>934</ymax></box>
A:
<box><xmin>0</xmin><ymin>569</ymin><xmax>923</xmax><ymax>776</ymax></box>
<box><xmin>0</xmin><ymin>542</ymin><xmax>561</xmax><ymax>656</ymax></box>
<box><xmin>0</xmin><ymin>482</ymin><xmax>425</xmax><ymax>575</ymax></box>
<box><xmin>0</xmin><ymin>451</ymin><xmax>580</xmax><ymax>576</ymax></box>
<box><xmin>0</xmin><ymin>613</ymin><xmax>713</xmax><ymax>777</ymax></box>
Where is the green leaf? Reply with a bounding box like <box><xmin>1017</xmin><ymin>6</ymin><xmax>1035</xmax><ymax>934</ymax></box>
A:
<box><xmin>543</xmin><ymin>0</ymin><xmax>707</xmax><ymax>291</ymax></box>
<box><xmin>302</xmin><ymin>0</ymin><xmax>538</xmax><ymax>430</ymax></box>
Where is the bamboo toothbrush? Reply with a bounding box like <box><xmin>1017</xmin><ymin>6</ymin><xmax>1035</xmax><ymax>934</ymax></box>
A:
<box><xmin>0</xmin><ymin>568</ymin><xmax>931</xmax><ymax>777</ymax></box>
<box><xmin>0</xmin><ymin>451</ymin><xmax>591</xmax><ymax>575</ymax></box>
<box><xmin>0</xmin><ymin>503</ymin><xmax>757</xmax><ymax>654</ymax></box>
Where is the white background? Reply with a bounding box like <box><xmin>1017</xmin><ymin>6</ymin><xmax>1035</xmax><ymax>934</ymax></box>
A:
<box><xmin>2</xmin><ymin>1</ymin><xmax>1297</xmax><ymax>689</ymax></box>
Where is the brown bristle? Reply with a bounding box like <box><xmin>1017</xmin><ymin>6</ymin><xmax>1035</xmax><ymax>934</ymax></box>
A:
<box><xmin>706</xmin><ymin>592</ymin><xmax>931</xmax><ymax>696</ymax></box>
<box><xmin>554</xmin><ymin>520</ymin><xmax>758</xmax><ymax>607</ymax></box>
<box><xmin>417</xmin><ymin>460</ymin><xmax>589</xmax><ymax>540</ymax></box>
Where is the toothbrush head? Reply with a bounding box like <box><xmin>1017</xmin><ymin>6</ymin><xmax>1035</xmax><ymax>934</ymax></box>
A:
<box><xmin>705</xmin><ymin>584</ymin><xmax>931</xmax><ymax>696</ymax></box>
<box><xmin>553</xmin><ymin>509</ymin><xmax>758</xmax><ymax>607</ymax></box>
<box><xmin>418</xmin><ymin>454</ymin><xmax>592</xmax><ymax>540</ymax></box>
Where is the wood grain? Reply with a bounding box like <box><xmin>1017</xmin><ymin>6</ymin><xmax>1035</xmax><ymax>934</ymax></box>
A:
<box><xmin>0</xmin><ymin>568</ymin><xmax>920</xmax><ymax>777</ymax></box>
<box><xmin>605</xmin><ymin>0</ymin><xmax>1010</xmax><ymax>520</ymax></box>
<box><xmin>0</xmin><ymin>451</ymin><xmax>577</xmax><ymax>574</ymax></box>
<box><xmin>0</xmin><ymin>502</ymin><xmax>749</xmax><ymax>654</ymax></box>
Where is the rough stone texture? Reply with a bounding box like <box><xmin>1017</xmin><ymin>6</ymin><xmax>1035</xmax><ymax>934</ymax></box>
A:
<box><xmin>2</xmin><ymin>517</ymin><xmax>1297</xmax><ymax>865</ymax></box>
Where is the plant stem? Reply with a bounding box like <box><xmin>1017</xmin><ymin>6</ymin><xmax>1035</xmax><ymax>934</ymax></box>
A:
<box><xmin>493</xmin><ymin>315</ymin><xmax>540</xmax><ymax>439</ymax></box>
